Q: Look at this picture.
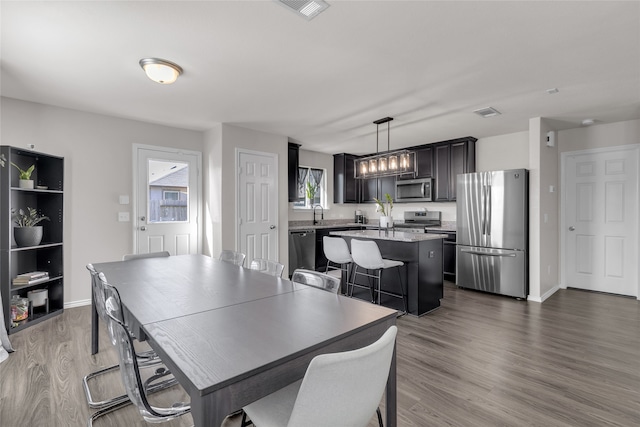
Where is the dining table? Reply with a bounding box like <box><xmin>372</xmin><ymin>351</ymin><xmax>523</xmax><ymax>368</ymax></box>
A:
<box><xmin>91</xmin><ymin>254</ymin><xmax>398</xmax><ymax>427</ymax></box>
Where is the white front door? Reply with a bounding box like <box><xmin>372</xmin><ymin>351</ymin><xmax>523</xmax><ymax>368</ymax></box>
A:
<box><xmin>562</xmin><ymin>145</ymin><xmax>639</xmax><ymax>297</ymax></box>
<box><xmin>134</xmin><ymin>145</ymin><xmax>201</xmax><ymax>256</ymax></box>
<box><xmin>237</xmin><ymin>149</ymin><xmax>278</xmax><ymax>268</ymax></box>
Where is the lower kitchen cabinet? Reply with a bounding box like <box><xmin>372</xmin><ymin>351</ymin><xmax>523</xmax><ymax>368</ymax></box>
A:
<box><xmin>427</xmin><ymin>230</ymin><xmax>456</xmax><ymax>281</ymax></box>
<box><xmin>315</xmin><ymin>226</ymin><xmax>363</xmax><ymax>271</ymax></box>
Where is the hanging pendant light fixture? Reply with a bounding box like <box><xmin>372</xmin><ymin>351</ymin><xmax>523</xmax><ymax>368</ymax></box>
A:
<box><xmin>354</xmin><ymin>117</ymin><xmax>416</xmax><ymax>179</ymax></box>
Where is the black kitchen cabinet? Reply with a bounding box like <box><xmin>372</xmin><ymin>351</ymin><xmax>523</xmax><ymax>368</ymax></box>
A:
<box><xmin>433</xmin><ymin>138</ymin><xmax>476</xmax><ymax>202</ymax></box>
<box><xmin>398</xmin><ymin>146</ymin><xmax>432</xmax><ymax>180</ymax></box>
<box><xmin>1</xmin><ymin>146</ymin><xmax>64</xmax><ymax>334</ymax></box>
<box><xmin>359</xmin><ymin>176</ymin><xmax>396</xmax><ymax>204</ymax></box>
<box><xmin>333</xmin><ymin>154</ymin><xmax>359</xmax><ymax>204</ymax></box>
<box><xmin>427</xmin><ymin>230</ymin><xmax>456</xmax><ymax>281</ymax></box>
<box><xmin>288</xmin><ymin>142</ymin><xmax>301</xmax><ymax>202</ymax></box>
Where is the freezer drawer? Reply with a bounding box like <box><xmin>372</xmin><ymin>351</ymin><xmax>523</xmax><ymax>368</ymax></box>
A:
<box><xmin>456</xmin><ymin>245</ymin><xmax>528</xmax><ymax>298</ymax></box>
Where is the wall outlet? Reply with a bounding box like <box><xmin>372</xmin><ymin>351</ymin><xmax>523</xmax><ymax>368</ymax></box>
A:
<box><xmin>118</xmin><ymin>212</ymin><xmax>130</xmax><ymax>222</ymax></box>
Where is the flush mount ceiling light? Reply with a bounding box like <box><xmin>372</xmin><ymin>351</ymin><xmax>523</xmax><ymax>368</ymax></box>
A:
<box><xmin>276</xmin><ymin>0</ymin><xmax>330</xmax><ymax>20</ymax></box>
<box><xmin>473</xmin><ymin>107</ymin><xmax>502</xmax><ymax>118</ymax></box>
<box><xmin>354</xmin><ymin>117</ymin><xmax>416</xmax><ymax>180</ymax></box>
<box><xmin>582</xmin><ymin>118</ymin><xmax>595</xmax><ymax>126</ymax></box>
<box><xmin>139</xmin><ymin>58</ymin><xmax>183</xmax><ymax>84</ymax></box>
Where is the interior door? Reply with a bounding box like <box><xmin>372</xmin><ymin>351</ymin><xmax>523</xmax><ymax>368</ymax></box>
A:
<box><xmin>237</xmin><ymin>150</ymin><xmax>278</xmax><ymax>267</ymax></box>
<box><xmin>135</xmin><ymin>145</ymin><xmax>201</xmax><ymax>255</ymax></box>
<box><xmin>563</xmin><ymin>146</ymin><xmax>638</xmax><ymax>297</ymax></box>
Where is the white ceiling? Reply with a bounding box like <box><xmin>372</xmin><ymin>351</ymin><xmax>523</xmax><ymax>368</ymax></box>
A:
<box><xmin>2</xmin><ymin>1</ymin><xmax>639</xmax><ymax>155</ymax></box>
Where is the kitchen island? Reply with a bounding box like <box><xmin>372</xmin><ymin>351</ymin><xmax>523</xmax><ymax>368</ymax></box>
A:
<box><xmin>330</xmin><ymin>229</ymin><xmax>446</xmax><ymax>316</ymax></box>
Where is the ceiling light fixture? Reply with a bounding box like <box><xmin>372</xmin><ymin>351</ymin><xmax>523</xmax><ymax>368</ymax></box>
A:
<box><xmin>581</xmin><ymin>118</ymin><xmax>595</xmax><ymax>126</ymax></box>
<box><xmin>276</xmin><ymin>0</ymin><xmax>330</xmax><ymax>21</ymax></box>
<box><xmin>139</xmin><ymin>58</ymin><xmax>183</xmax><ymax>84</ymax></box>
<box><xmin>354</xmin><ymin>117</ymin><xmax>416</xmax><ymax>180</ymax></box>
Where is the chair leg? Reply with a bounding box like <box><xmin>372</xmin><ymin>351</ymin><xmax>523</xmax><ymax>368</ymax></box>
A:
<box><xmin>376</xmin><ymin>406</ymin><xmax>384</xmax><ymax>427</ymax></box>
<box><xmin>83</xmin><ymin>364</ymin><xmax>127</xmax><ymax>409</ymax></box>
<box><xmin>397</xmin><ymin>266</ymin><xmax>407</xmax><ymax>314</ymax></box>
<box><xmin>376</xmin><ymin>269</ymin><xmax>382</xmax><ymax>305</ymax></box>
<box><xmin>241</xmin><ymin>411</ymin><xmax>253</xmax><ymax>427</ymax></box>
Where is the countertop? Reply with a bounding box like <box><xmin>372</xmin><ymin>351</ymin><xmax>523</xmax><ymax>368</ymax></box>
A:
<box><xmin>330</xmin><ymin>229</ymin><xmax>448</xmax><ymax>243</ymax></box>
<box><xmin>289</xmin><ymin>220</ymin><xmax>457</xmax><ymax>233</ymax></box>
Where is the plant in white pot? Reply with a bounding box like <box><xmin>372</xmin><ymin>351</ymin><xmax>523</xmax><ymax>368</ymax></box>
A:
<box><xmin>374</xmin><ymin>193</ymin><xmax>394</xmax><ymax>228</ymax></box>
<box><xmin>11</xmin><ymin>162</ymin><xmax>35</xmax><ymax>189</ymax></box>
<box><xmin>11</xmin><ymin>207</ymin><xmax>49</xmax><ymax>247</ymax></box>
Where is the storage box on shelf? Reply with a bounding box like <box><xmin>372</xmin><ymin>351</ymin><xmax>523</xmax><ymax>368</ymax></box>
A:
<box><xmin>1</xmin><ymin>146</ymin><xmax>64</xmax><ymax>334</ymax></box>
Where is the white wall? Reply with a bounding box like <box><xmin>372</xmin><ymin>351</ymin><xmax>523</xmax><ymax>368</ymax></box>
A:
<box><xmin>476</xmin><ymin>131</ymin><xmax>529</xmax><ymax>172</ymax></box>
<box><xmin>559</xmin><ymin>119</ymin><xmax>640</xmax><ymax>153</ymax></box>
<box><xmin>0</xmin><ymin>97</ymin><xmax>204</xmax><ymax>305</ymax></box>
<box><xmin>207</xmin><ymin>124</ymin><xmax>289</xmax><ymax>268</ymax></box>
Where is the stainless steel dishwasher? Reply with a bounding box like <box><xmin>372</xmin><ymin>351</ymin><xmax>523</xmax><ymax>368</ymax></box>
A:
<box><xmin>288</xmin><ymin>229</ymin><xmax>316</xmax><ymax>277</ymax></box>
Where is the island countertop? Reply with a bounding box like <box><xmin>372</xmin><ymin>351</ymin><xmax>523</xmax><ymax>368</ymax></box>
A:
<box><xmin>330</xmin><ymin>229</ymin><xmax>447</xmax><ymax>242</ymax></box>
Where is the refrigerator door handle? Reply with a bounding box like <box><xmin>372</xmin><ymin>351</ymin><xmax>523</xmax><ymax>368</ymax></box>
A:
<box><xmin>486</xmin><ymin>184</ymin><xmax>492</xmax><ymax>236</ymax></box>
<box><xmin>460</xmin><ymin>249</ymin><xmax>517</xmax><ymax>257</ymax></box>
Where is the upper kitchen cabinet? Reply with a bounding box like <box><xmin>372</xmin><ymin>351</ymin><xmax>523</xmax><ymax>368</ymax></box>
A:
<box><xmin>433</xmin><ymin>137</ymin><xmax>476</xmax><ymax>202</ymax></box>
<box><xmin>360</xmin><ymin>176</ymin><xmax>396</xmax><ymax>204</ymax></box>
<box><xmin>288</xmin><ymin>142</ymin><xmax>301</xmax><ymax>202</ymax></box>
<box><xmin>333</xmin><ymin>153</ymin><xmax>359</xmax><ymax>204</ymax></box>
<box><xmin>398</xmin><ymin>145</ymin><xmax>433</xmax><ymax>180</ymax></box>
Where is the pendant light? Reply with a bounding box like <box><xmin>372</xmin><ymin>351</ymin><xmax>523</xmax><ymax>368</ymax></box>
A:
<box><xmin>354</xmin><ymin>117</ymin><xmax>416</xmax><ymax>179</ymax></box>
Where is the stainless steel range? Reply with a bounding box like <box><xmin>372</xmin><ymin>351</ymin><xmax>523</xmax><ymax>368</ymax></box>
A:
<box><xmin>394</xmin><ymin>211</ymin><xmax>441</xmax><ymax>233</ymax></box>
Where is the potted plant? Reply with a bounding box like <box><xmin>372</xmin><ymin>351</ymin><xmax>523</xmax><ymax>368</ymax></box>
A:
<box><xmin>374</xmin><ymin>193</ymin><xmax>394</xmax><ymax>228</ymax></box>
<box><xmin>11</xmin><ymin>207</ymin><xmax>49</xmax><ymax>247</ymax></box>
<box><xmin>305</xmin><ymin>181</ymin><xmax>318</xmax><ymax>205</ymax></box>
<box><xmin>11</xmin><ymin>162</ymin><xmax>35</xmax><ymax>189</ymax></box>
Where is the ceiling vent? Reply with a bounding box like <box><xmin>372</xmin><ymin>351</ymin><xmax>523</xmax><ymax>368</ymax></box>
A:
<box><xmin>473</xmin><ymin>107</ymin><xmax>502</xmax><ymax>118</ymax></box>
<box><xmin>276</xmin><ymin>0</ymin><xmax>330</xmax><ymax>20</ymax></box>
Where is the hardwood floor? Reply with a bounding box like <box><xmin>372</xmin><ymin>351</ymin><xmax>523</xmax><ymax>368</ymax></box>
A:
<box><xmin>1</xmin><ymin>283</ymin><xmax>638</xmax><ymax>427</ymax></box>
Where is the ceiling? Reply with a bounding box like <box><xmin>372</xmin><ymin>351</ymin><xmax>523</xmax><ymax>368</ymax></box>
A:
<box><xmin>2</xmin><ymin>1</ymin><xmax>639</xmax><ymax>155</ymax></box>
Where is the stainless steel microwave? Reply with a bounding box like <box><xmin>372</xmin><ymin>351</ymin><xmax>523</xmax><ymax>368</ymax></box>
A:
<box><xmin>395</xmin><ymin>178</ymin><xmax>432</xmax><ymax>202</ymax></box>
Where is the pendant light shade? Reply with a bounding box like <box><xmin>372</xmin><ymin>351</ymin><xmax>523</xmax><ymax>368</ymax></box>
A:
<box><xmin>139</xmin><ymin>58</ymin><xmax>183</xmax><ymax>84</ymax></box>
<box><xmin>354</xmin><ymin>117</ymin><xmax>416</xmax><ymax>179</ymax></box>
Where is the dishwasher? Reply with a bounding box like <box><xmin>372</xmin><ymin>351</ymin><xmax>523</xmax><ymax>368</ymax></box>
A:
<box><xmin>288</xmin><ymin>229</ymin><xmax>316</xmax><ymax>277</ymax></box>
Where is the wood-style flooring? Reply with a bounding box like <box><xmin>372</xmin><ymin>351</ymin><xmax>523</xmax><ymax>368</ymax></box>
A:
<box><xmin>1</xmin><ymin>283</ymin><xmax>639</xmax><ymax>427</ymax></box>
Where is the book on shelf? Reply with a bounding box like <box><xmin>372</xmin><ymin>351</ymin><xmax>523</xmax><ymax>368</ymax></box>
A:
<box><xmin>13</xmin><ymin>272</ymin><xmax>50</xmax><ymax>286</ymax></box>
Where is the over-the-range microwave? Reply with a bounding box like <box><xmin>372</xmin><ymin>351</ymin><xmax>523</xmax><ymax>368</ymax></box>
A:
<box><xmin>395</xmin><ymin>178</ymin><xmax>432</xmax><ymax>202</ymax></box>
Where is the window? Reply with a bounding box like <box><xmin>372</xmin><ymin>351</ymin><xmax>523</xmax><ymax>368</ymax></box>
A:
<box><xmin>293</xmin><ymin>167</ymin><xmax>325</xmax><ymax>209</ymax></box>
<box><xmin>163</xmin><ymin>190</ymin><xmax>180</xmax><ymax>200</ymax></box>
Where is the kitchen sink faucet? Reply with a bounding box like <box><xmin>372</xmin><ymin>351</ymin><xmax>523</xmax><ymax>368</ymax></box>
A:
<box><xmin>313</xmin><ymin>205</ymin><xmax>324</xmax><ymax>225</ymax></box>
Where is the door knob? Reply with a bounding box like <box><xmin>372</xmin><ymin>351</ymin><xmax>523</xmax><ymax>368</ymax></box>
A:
<box><xmin>140</xmin><ymin>216</ymin><xmax>146</xmax><ymax>221</ymax></box>
<box><xmin>140</xmin><ymin>226</ymin><xmax>147</xmax><ymax>231</ymax></box>
<box><xmin>270</xmin><ymin>225</ymin><xmax>276</xmax><ymax>229</ymax></box>
<box><xmin>568</xmin><ymin>226</ymin><xmax>575</xmax><ymax>231</ymax></box>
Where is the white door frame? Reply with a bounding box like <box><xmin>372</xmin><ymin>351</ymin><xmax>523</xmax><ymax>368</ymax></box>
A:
<box><xmin>235</xmin><ymin>147</ymin><xmax>279</xmax><ymax>258</ymax></box>
<box><xmin>560</xmin><ymin>144</ymin><xmax>640</xmax><ymax>299</ymax></box>
<box><xmin>132</xmin><ymin>143</ymin><xmax>203</xmax><ymax>254</ymax></box>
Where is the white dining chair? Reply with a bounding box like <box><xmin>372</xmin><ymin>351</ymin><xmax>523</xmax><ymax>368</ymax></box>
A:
<box><xmin>322</xmin><ymin>236</ymin><xmax>353</xmax><ymax>293</ymax></box>
<box><xmin>242</xmin><ymin>325</ymin><xmax>397</xmax><ymax>427</ymax></box>
<box><xmin>291</xmin><ymin>269</ymin><xmax>341</xmax><ymax>294</ymax></box>
<box><xmin>250</xmin><ymin>258</ymin><xmax>285</xmax><ymax>277</ymax></box>
<box><xmin>350</xmin><ymin>239</ymin><xmax>407</xmax><ymax>313</ymax></box>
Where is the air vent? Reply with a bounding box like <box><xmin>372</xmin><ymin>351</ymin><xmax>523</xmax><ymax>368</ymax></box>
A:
<box><xmin>473</xmin><ymin>107</ymin><xmax>502</xmax><ymax>118</ymax></box>
<box><xmin>276</xmin><ymin>0</ymin><xmax>330</xmax><ymax>20</ymax></box>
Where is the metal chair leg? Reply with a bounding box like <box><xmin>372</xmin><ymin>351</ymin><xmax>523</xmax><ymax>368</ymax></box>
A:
<box><xmin>397</xmin><ymin>265</ymin><xmax>407</xmax><ymax>314</ymax></box>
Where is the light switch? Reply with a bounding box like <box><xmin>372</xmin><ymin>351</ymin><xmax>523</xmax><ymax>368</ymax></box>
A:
<box><xmin>549</xmin><ymin>185</ymin><xmax>555</xmax><ymax>193</ymax></box>
<box><xmin>118</xmin><ymin>212</ymin><xmax>130</xmax><ymax>222</ymax></box>
<box><xmin>119</xmin><ymin>195</ymin><xmax>130</xmax><ymax>205</ymax></box>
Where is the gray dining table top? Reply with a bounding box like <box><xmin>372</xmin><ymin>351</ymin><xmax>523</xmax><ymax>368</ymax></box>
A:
<box><xmin>92</xmin><ymin>254</ymin><xmax>398</xmax><ymax>427</ymax></box>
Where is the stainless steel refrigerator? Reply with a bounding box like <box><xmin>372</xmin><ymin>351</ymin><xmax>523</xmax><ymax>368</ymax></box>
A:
<box><xmin>456</xmin><ymin>169</ymin><xmax>528</xmax><ymax>298</ymax></box>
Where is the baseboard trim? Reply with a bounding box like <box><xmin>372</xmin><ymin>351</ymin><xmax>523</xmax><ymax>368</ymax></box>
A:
<box><xmin>64</xmin><ymin>299</ymin><xmax>91</xmax><ymax>309</ymax></box>
<box><xmin>528</xmin><ymin>285</ymin><xmax>560</xmax><ymax>303</ymax></box>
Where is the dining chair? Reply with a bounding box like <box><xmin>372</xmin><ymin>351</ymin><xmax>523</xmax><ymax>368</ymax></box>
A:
<box><xmin>250</xmin><ymin>258</ymin><xmax>285</xmax><ymax>277</ymax></box>
<box><xmin>291</xmin><ymin>269</ymin><xmax>341</xmax><ymax>294</ymax></box>
<box><xmin>103</xmin><ymin>295</ymin><xmax>192</xmax><ymax>424</ymax></box>
<box><xmin>242</xmin><ymin>325</ymin><xmax>397</xmax><ymax>427</ymax></box>
<box><xmin>84</xmin><ymin>265</ymin><xmax>176</xmax><ymax>427</ymax></box>
<box><xmin>323</xmin><ymin>236</ymin><xmax>353</xmax><ymax>294</ymax></box>
<box><xmin>122</xmin><ymin>251</ymin><xmax>170</xmax><ymax>261</ymax></box>
<box><xmin>219</xmin><ymin>250</ymin><xmax>246</xmax><ymax>266</ymax></box>
<box><xmin>350</xmin><ymin>239</ymin><xmax>407</xmax><ymax>313</ymax></box>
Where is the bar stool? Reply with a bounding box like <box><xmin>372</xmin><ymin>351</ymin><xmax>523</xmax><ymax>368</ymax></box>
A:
<box><xmin>323</xmin><ymin>236</ymin><xmax>353</xmax><ymax>294</ymax></box>
<box><xmin>350</xmin><ymin>239</ymin><xmax>407</xmax><ymax>313</ymax></box>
